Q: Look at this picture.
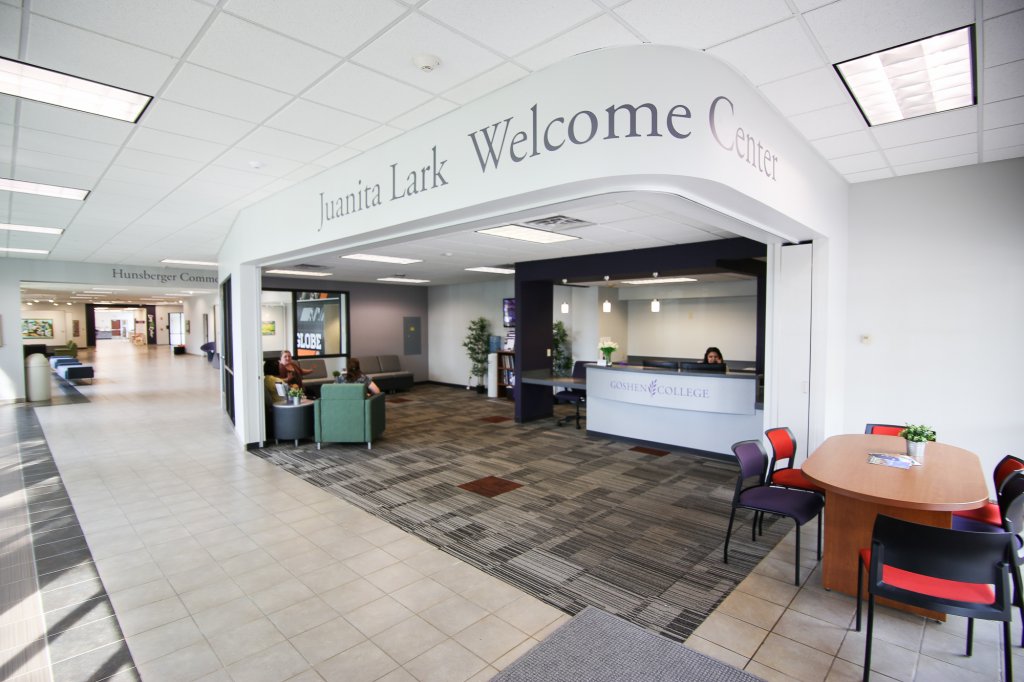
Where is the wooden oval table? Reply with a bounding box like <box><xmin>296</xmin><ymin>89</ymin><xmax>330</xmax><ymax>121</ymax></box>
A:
<box><xmin>802</xmin><ymin>434</ymin><xmax>988</xmax><ymax>617</ymax></box>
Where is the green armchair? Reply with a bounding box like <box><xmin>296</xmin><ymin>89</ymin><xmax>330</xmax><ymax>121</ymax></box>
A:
<box><xmin>314</xmin><ymin>383</ymin><xmax>386</xmax><ymax>449</ymax></box>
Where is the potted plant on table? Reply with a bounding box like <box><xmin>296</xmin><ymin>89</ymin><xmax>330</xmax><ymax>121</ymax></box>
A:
<box><xmin>899</xmin><ymin>424</ymin><xmax>936</xmax><ymax>462</ymax></box>
<box><xmin>463</xmin><ymin>317</ymin><xmax>491</xmax><ymax>393</ymax></box>
<box><xmin>287</xmin><ymin>385</ymin><xmax>303</xmax><ymax>405</ymax></box>
<box><xmin>333</xmin><ymin>370</ymin><xmax>342</xmax><ymax>383</ymax></box>
<box><xmin>598</xmin><ymin>339</ymin><xmax>618</xmax><ymax>366</ymax></box>
<box><xmin>552</xmin><ymin>321</ymin><xmax>572</xmax><ymax>377</ymax></box>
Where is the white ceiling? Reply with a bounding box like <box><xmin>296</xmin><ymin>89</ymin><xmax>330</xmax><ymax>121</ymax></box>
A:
<box><xmin>2</xmin><ymin>0</ymin><xmax>1023</xmax><ymax>296</ymax></box>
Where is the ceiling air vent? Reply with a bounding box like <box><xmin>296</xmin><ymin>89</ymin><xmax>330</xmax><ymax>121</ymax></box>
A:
<box><xmin>291</xmin><ymin>263</ymin><xmax>327</xmax><ymax>270</ymax></box>
<box><xmin>522</xmin><ymin>215</ymin><xmax>593</xmax><ymax>229</ymax></box>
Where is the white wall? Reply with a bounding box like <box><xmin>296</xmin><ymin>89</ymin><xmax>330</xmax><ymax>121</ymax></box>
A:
<box><xmin>428</xmin><ymin>279</ymin><xmax>513</xmax><ymax>385</ymax></box>
<box><xmin>844</xmin><ymin>158</ymin><xmax>1024</xmax><ymax>490</ymax></box>
<box><xmin>184</xmin><ymin>293</ymin><xmax>218</xmax><ymax>355</ymax></box>
<box><xmin>627</xmin><ymin>296</ymin><xmax>756</xmax><ymax>361</ymax></box>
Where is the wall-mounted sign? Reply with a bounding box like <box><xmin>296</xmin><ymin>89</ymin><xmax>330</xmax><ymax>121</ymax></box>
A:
<box><xmin>586</xmin><ymin>366</ymin><xmax>756</xmax><ymax>415</ymax></box>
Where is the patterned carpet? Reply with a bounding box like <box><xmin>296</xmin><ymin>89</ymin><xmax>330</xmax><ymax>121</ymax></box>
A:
<box><xmin>252</xmin><ymin>384</ymin><xmax>787</xmax><ymax>643</ymax></box>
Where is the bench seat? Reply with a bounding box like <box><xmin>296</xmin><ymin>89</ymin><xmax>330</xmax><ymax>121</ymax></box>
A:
<box><xmin>58</xmin><ymin>364</ymin><xmax>94</xmax><ymax>382</ymax></box>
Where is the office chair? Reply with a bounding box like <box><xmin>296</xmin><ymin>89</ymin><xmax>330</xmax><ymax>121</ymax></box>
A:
<box><xmin>864</xmin><ymin>423</ymin><xmax>905</xmax><ymax>436</ymax></box>
<box><xmin>554</xmin><ymin>360</ymin><xmax>589</xmax><ymax>429</ymax></box>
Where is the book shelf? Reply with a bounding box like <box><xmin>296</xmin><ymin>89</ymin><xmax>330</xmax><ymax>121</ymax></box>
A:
<box><xmin>497</xmin><ymin>350</ymin><xmax>515</xmax><ymax>399</ymax></box>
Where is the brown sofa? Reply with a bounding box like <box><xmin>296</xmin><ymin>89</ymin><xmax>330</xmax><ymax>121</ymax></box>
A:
<box><xmin>355</xmin><ymin>355</ymin><xmax>414</xmax><ymax>393</ymax></box>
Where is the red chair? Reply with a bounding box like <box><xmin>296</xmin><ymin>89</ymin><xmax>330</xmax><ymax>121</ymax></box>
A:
<box><xmin>855</xmin><ymin>515</ymin><xmax>1015</xmax><ymax>681</ymax></box>
<box><xmin>864</xmin><ymin>423</ymin><xmax>904</xmax><ymax>436</ymax></box>
<box><xmin>953</xmin><ymin>455</ymin><xmax>1024</xmax><ymax>529</ymax></box>
<box><xmin>765</xmin><ymin>427</ymin><xmax>824</xmax><ymax>494</ymax></box>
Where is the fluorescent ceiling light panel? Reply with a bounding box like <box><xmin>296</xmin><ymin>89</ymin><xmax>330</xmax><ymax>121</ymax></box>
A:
<box><xmin>0</xmin><ymin>57</ymin><xmax>151</xmax><ymax>123</ymax></box>
<box><xmin>377</xmin><ymin>277</ymin><xmax>430</xmax><ymax>284</ymax></box>
<box><xmin>342</xmin><ymin>254</ymin><xmax>423</xmax><ymax>264</ymax></box>
<box><xmin>620</xmin><ymin>276</ymin><xmax>697</xmax><ymax>285</ymax></box>
<box><xmin>834</xmin><ymin>26</ymin><xmax>975</xmax><ymax>126</ymax></box>
<box><xmin>0</xmin><ymin>177</ymin><xmax>89</xmax><ymax>201</ymax></box>
<box><xmin>0</xmin><ymin>247</ymin><xmax>49</xmax><ymax>254</ymax></box>
<box><xmin>0</xmin><ymin>222</ymin><xmax>64</xmax><ymax>235</ymax></box>
<box><xmin>265</xmin><ymin>269</ymin><xmax>332</xmax><ymax>277</ymax></box>
<box><xmin>465</xmin><ymin>266</ymin><xmax>515</xmax><ymax>274</ymax></box>
<box><xmin>477</xmin><ymin>224</ymin><xmax>579</xmax><ymax>244</ymax></box>
<box><xmin>161</xmin><ymin>259</ymin><xmax>218</xmax><ymax>266</ymax></box>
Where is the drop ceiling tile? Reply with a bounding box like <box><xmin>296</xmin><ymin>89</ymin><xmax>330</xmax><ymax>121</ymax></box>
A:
<box><xmin>803</xmin><ymin>0</ymin><xmax>975</xmax><ymax>63</ymax></box>
<box><xmin>984</xmin><ymin>0</ymin><xmax>1024</xmax><ymax>19</ymax></box>
<box><xmin>893</xmin><ymin>152</ymin><xmax>978</xmax><ymax>176</ymax></box>
<box><xmin>24</xmin><ymin>16</ymin><xmax>175</xmax><ymax>94</ymax></box>
<box><xmin>224</xmin><ymin>0</ymin><xmax>407</xmax><ymax>57</ymax></box>
<box><xmin>127</xmin><ymin>128</ymin><xmax>228</xmax><ymax>164</ymax></box>
<box><xmin>758</xmin><ymin>68</ymin><xmax>849</xmax><ymax>116</ymax></box>
<box><xmin>115</xmin><ymin>148</ymin><xmax>203</xmax><ymax>178</ymax></box>
<box><xmin>883</xmin><ymin>132</ymin><xmax>977</xmax><ymax>165</ymax></box>
<box><xmin>988</xmin><ymin>10</ymin><xmax>1024</xmax><ymax>69</ymax></box>
<box><xmin>422</xmin><ymin>0</ymin><xmax>603</xmax><ymax>57</ymax></box>
<box><xmin>214</xmin><ymin>148</ymin><xmax>304</xmax><ymax>179</ymax></box>
<box><xmin>829</xmin><ymin>150</ymin><xmax>888</xmax><ymax>174</ymax></box>
<box><xmin>983</xmin><ymin>123</ymin><xmax>1024</xmax><ymax>149</ymax></box>
<box><xmin>0</xmin><ymin>95</ymin><xmax>14</xmax><ymax>126</ymax></box>
<box><xmin>843</xmin><ymin>168</ymin><xmax>894</xmax><ymax>183</ymax></box>
<box><xmin>141</xmin><ymin>101</ymin><xmax>255</xmax><ymax>146</ymax></box>
<box><xmin>812</xmin><ymin>130</ymin><xmax>878</xmax><ymax>159</ymax></box>
<box><xmin>984</xmin><ymin>96</ymin><xmax>1024</xmax><ymax>129</ymax></box>
<box><xmin>787</xmin><ymin>102</ymin><xmax>866</xmax><ymax>140</ymax></box>
<box><xmin>267</xmin><ymin>99</ymin><xmax>378</xmax><ymax>147</ymax></box>
<box><xmin>16</xmin><ymin>148</ymin><xmax>109</xmax><ymax>180</ymax></box>
<box><xmin>31</xmin><ymin>0</ymin><xmax>213</xmax><ymax>56</ymax></box>
<box><xmin>237</xmin><ymin>127</ymin><xmax>338</xmax><ymax>164</ymax></box>
<box><xmin>17</xmin><ymin>128</ymin><xmax>120</xmax><ymax>164</ymax></box>
<box><xmin>793</xmin><ymin>0</ymin><xmax>833</xmax><ymax>10</ymax></box>
<box><xmin>985</xmin><ymin>60</ymin><xmax>1024</xmax><ymax>103</ymax></box>
<box><xmin>514</xmin><ymin>15</ymin><xmax>640</xmax><ymax>71</ymax></box>
<box><xmin>614</xmin><ymin>0</ymin><xmax>791</xmax><ymax>49</ymax></box>
<box><xmin>188</xmin><ymin>13</ymin><xmax>339</xmax><ymax>95</ymax></box>
<box><xmin>871</xmin><ymin>107</ymin><xmax>978</xmax><ymax>148</ymax></box>
<box><xmin>390</xmin><ymin>98</ymin><xmax>459</xmax><ymax>130</ymax></box>
<box><xmin>710</xmin><ymin>19</ymin><xmax>824</xmax><ymax>86</ymax></box>
<box><xmin>984</xmin><ymin>144</ymin><xmax>1024</xmax><ymax>161</ymax></box>
<box><xmin>346</xmin><ymin>125</ymin><xmax>403</xmax><ymax>151</ymax></box>
<box><xmin>304</xmin><ymin>63</ymin><xmax>433</xmax><ymax>122</ymax></box>
<box><xmin>313</xmin><ymin>146</ymin><xmax>361</xmax><ymax>168</ymax></box>
<box><xmin>350</xmin><ymin>13</ymin><xmax>504</xmax><ymax>94</ymax></box>
<box><xmin>162</xmin><ymin>64</ymin><xmax>292</xmax><ymax>123</ymax></box>
<box><xmin>17</xmin><ymin>100</ymin><xmax>134</xmax><ymax>146</ymax></box>
<box><xmin>0</xmin><ymin>4</ymin><xmax>20</xmax><ymax>56</ymax></box>
<box><xmin>103</xmin><ymin>164</ymin><xmax>186</xmax><ymax>191</ymax></box>
<box><xmin>443</xmin><ymin>63</ymin><xmax>529</xmax><ymax>105</ymax></box>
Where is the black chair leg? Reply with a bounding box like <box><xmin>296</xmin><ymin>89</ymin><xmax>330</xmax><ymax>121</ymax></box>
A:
<box><xmin>1004</xmin><ymin>620</ymin><xmax>1013</xmax><ymax>682</ymax></box>
<box><xmin>724</xmin><ymin>508</ymin><xmax>736</xmax><ymax>564</ymax></box>
<box><xmin>966</xmin><ymin>617</ymin><xmax>974</xmax><ymax>656</ymax></box>
<box><xmin>856</xmin><ymin>556</ymin><xmax>863</xmax><ymax>631</ymax></box>
<box><xmin>793</xmin><ymin>519</ymin><xmax>801</xmax><ymax>586</ymax></box>
<box><xmin>864</xmin><ymin>595</ymin><xmax>875</xmax><ymax>681</ymax></box>
<box><xmin>816</xmin><ymin>512</ymin><xmax>822</xmax><ymax>560</ymax></box>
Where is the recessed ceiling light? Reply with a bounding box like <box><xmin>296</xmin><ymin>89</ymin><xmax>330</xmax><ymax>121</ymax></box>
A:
<box><xmin>0</xmin><ymin>177</ymin><xmax>89</xmax><ymax>201</ymax></box>
<box><xmin>342</xmin><ymin>254</ymin><xmax>423</xmax><ymax>265</ymax></box>
<box><xmin>377</xmin><ymin>277</ymin><xmax>430</xmax><ymax>284</ymax></box>
<box><xmin>0</xmin><ymin>222</ymin><xmax>64</xmax><ymax>235</ymax></box>
<box><xmin>266</xmin><ymin>269</ymin><xmax>332</xmax><ymax>277</ymax></box>
<box><xmin>620</xmin><ymin>276</ymin><xmax>698</xmax><ymax>285</ymax></box>
<box><xmin>161</xmin><ymin>259</ymin><xmax>218</xmax><ymax>266</ymax></box>
<box><xmin>834</xmin><ymin>25</ymin><xmax>975</xmax><ymax>126</ymax></box>
<box><xmin>477</xmin><ymin>224</ymin><xmax>579</xmax><ymax>244</ymax></box>
<box><xmin>465</xmin><ymin>266</ymin><xmax>516</xmax><ymax>275</ymax></box>
<box><xmin>0</xmin><ymin>56</ymin><xmax>152</xmax><ymax>123</ymax></box>
<box><xmin>0</xmin><ymin>246</ymin><xmax>49</xmax><ymax>254</ymax></box>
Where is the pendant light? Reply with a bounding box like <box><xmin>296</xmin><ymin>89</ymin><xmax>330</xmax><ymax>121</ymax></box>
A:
<box><xmin>602</xmin><ymin>299</ymin><xmax>611</xmax><ymax>313</ymax></box>
<box><xmin>651</xmin><ymin>299</ymin><xmax>660</xmax><ymax>313</ymax></box>
<box><xmin>560</xmin><ymin>301</ymin><xmax>569</xmax><ymax>314</ymax></box>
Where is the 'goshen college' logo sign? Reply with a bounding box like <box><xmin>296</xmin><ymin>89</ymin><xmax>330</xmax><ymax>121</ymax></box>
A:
<box><xmin>608</xmin><ymin>378</ymin><xmax>711</xmax><ymax>401</ymax></box>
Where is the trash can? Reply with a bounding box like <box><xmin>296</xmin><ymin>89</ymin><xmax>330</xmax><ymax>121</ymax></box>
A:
<box><xmin>25</xmin><ymin>353</ymin><xmax>52</xmax><ymax>402</ymax></box>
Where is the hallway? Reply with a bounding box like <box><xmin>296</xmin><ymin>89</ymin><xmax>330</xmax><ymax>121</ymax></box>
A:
<box><xmin>1</xmin><ymin>341</ymin><xmax>1017</xmax><ymax>681</ymax></box>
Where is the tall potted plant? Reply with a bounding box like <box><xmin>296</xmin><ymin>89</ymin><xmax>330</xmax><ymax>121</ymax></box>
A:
<box><xmin>463</xmin><ymin>317</ymin><xmax>491</xmax><ymax>392</ymax></box>
<box><xmin>552</xmin><ymin>321</ymin><xmax>572</xmax><ymax>377</ymax></box>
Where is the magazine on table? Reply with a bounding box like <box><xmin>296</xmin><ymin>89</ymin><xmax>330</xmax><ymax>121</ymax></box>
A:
<box><xmin>867</xmin><ymin>452</ymin><xmax>920</xmax><ymax>469</ymax></box>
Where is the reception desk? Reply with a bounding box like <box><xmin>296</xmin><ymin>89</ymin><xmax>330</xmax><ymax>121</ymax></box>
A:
<box><xmin>586</xmin><ymin>365</ymin><xmax>762</xmax><ymax>455</ymax></box>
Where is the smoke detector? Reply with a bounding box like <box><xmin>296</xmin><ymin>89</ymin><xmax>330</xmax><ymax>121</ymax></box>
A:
<box><xmin>413</xmin><ymin>54</ymin><xmax>441</xmax><ymax>72</ymax></box>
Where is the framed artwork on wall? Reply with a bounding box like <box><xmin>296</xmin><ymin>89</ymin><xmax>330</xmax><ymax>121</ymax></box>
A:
<box><xmin>72</xmin><ymin>320</ymin><xmax>80</xmax><ymax>337</ymax></box>
<box><xmin>261</xmin><ymin>320</ymin><xmax>276</xmax><ymax>336</ymax></box>
<box><xmin>186</xmin><ymin>320</ymin><xmax>191</xmax><ymax>334</ymax></box>
<box><xmin>22</xmin><ymin>319</ymin><xmax>54</xmax><ymax>339</ymax></box>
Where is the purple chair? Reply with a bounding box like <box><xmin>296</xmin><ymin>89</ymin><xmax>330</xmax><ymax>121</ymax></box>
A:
<box><xmin>724</xmin><ymin>440</ymin><xmax>824</xmax><ymax>585</ymax></box>
<box><xmin>554</xmin><ymin>360</ymin><xmax>589</xmax><ymax>429</ymax></box>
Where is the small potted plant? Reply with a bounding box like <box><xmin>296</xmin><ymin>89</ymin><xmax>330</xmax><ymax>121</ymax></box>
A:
<box><xmin>287</xmin><ymin>385</ymin><xmax>304</xmax><ymax>405</ymax></box>
<box><xmin>598</xmin><ymin>339</ymin><xmax>618</xmax><ymax>366</ymax></box>
<box><xmin>333</xmin><ymin>370</ymin><xmax>342</xmax><ymax>383</ymax></box>
<box><xmin>462</xmin><ymin>317</ymin><xmax>491</xmax><ymax>392</ymax></box>
<box><xmin>899</xmin><ymin>424</ymin><xmax>936</xmax><ymax>462</ymax></box>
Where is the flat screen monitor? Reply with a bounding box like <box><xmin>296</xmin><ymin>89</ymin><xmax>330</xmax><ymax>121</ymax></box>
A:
<box><xmin>643</xmin><ymin>360</ymin><xmax>678</xmax><ymax>371</ymax></box>
<box><xmin>502</xmin><ymin>298</ymin><xmax>516</xmax><ymax>328</ymax></box>
<box><xmin>681</xmin><ymin>362</ymin><xmax>727</xmax><ymax>373</ymax></box>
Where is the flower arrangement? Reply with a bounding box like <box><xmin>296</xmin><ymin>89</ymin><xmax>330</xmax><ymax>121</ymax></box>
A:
<box><xmin>287</xmin><ymin>385</ymin><xmax>303</xmax><ymax>399</ymax></box>
<box><xmin>899</xmin><ymin>424</ymin><xmax>936</xmax><ymax>443</ymax></box>
<box><xmin>599</xmin><ymin>340</ymin><xmax>618</xmax><ymax>363</ymax></box>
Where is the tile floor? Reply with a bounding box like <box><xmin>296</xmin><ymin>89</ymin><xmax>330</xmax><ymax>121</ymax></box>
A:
<box><xmin>1</xmin><ymin>340</ymin><xmax>1020</xmax><ymax>681</ymax></box>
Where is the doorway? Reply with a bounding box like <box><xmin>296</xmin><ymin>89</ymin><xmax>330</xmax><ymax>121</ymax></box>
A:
<box><xmin>169</xmin><ymin>312</ymin><xmax>184</xmax><ymax>346</ymax></box>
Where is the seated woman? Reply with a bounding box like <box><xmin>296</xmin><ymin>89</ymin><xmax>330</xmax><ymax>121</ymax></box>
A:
<box><xmin>343</xmin><ymin>358</ymin><xmax>381</xmax><ymax>396</ymax></box>
<box><xmin>278</xmin><ymin>350</ymin><xmax>312</xmax><ymax>394</ymax></box>
<box><xmin>703</xmin><ymin>346</ymin><xmax>725</xmax><ymax>364</ymax></box>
